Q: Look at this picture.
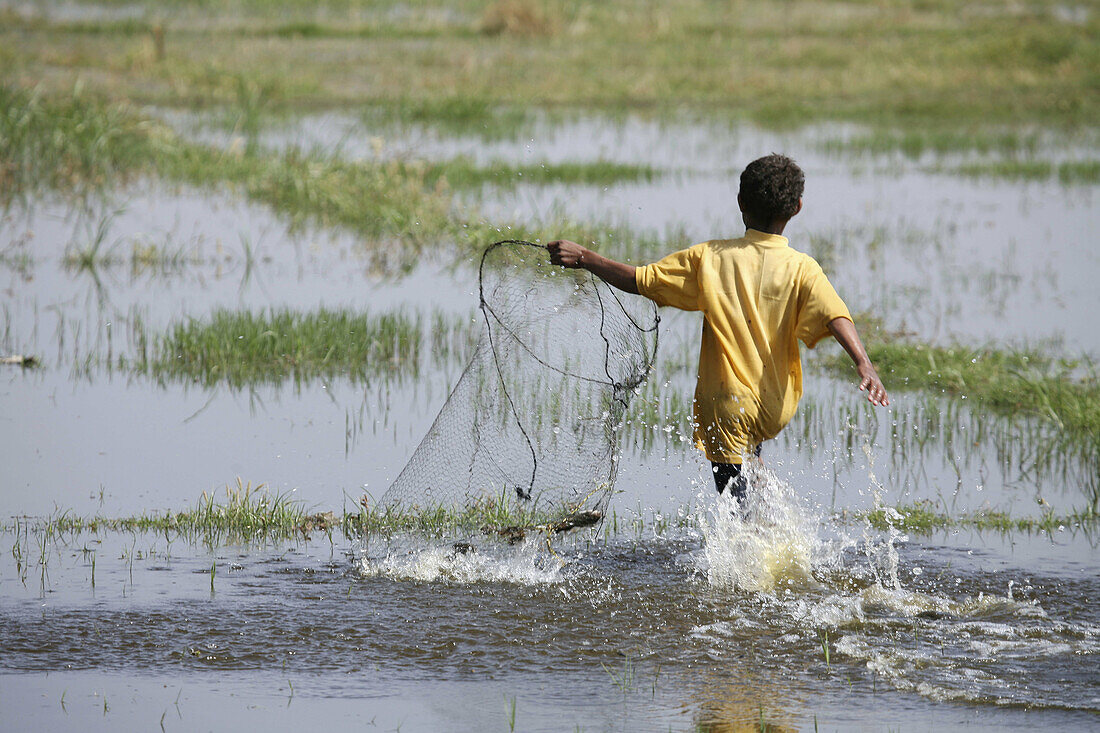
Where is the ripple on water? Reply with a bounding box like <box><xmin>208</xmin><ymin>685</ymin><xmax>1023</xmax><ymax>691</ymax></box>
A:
<box><xmin>691</xmin><ymin>466</ymin><xmax>1100</xmax><ymax>712</ymax></box>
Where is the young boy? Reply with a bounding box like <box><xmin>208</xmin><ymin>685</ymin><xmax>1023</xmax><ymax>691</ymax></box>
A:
<box><xmin>548</xmin><ymin>154</ymin><xmax>889</xmax><ymax>499</ymax></box>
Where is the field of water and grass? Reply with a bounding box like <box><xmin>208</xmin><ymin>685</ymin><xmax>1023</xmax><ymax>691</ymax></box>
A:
<box><xmin>2</xmin><ymin>0</ymin><xmax>1099</xmax><ymax>730</ymax></box>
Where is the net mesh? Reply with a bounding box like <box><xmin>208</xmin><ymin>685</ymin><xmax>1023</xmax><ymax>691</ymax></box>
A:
<box><xmin>381</xmin><ymin>240</ymin><xmax>659</xmax><ymax>519</ymax></box>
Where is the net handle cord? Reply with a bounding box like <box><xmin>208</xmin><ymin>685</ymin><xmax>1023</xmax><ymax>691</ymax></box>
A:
<box><xmin>478</xmin><ymin>240</ymin><xmax>660</xmax><ymax>502</ymax></box>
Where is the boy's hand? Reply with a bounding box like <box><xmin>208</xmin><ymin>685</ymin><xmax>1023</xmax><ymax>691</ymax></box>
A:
<box><xmin>857</xmin><ymin>362</ymin><xmax>890</xmax><ymax>406</ymax></box>
<box><xmin>547</xmin><ymin>239</ymin><xmax>588</xmax><ymax>268</ymax></box>
<box><xmin>827</xmin><ymin>317</ymin><xmax>890</xmax><ymax>407</ymax></box>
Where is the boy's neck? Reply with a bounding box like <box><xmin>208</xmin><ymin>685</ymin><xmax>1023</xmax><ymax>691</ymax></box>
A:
<box><xmin>743</xmin><ymin>216</ymin><xmax>790</xmax><ymax>236</ymax></box>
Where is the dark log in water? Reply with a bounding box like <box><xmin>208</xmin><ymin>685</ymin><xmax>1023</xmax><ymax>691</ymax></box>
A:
<box><xmin>483</xmin><ymin>509</ymin><xmax>604</xmax><ymax>545</ymax></box>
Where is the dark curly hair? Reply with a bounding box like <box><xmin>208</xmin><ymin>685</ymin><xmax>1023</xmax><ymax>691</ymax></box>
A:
<box><xmin>738</xmin><ymin>154</ymin><xmax>805</xmax><ymax>224</ymax></box>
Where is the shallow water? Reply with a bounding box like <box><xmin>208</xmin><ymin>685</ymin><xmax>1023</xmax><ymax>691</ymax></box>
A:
<box><xmin>2</xmin><ymin>185</ymin><xmax>1094</xmax><ymax>519</ymax></box>
<box><xmin>2</xmin><ymin>108</ymin><xmax>1099</xmax><ymax>730</ymax></box>
<box><xmin>2</xmin><ymin>480</ymin><xmax>1098</xmax><ymax>729</ymax></box>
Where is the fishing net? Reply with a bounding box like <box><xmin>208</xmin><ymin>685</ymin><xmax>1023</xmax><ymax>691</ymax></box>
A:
<box><xmin>381</xmin><ymin>240</ymin><xmax>659</xmax><ymax>520</ymax></box>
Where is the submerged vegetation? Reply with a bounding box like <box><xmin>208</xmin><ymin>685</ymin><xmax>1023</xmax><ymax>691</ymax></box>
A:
<box><xmin>0</xmin><ymin>85</ymin><xmax>671</xmax><ymax>270</ymax></box>
<box><xmin>425</xmin><ymin>156</ymin><xmax>659</xmax><ymax>191</ymax></box>
<box><xmin>0</xmin><ymin>85</ymin><xmax>453</xmax><ymax>245</ymax></box>
<box><xmin>13</xmin><ymin>480</ymin><xmax>315</xmax><ymax>544</ymax></box>
<box><xmin>946</xmin><ymin>159</ymin><xmax>1100</xmax><ymax>185</ymax></box>
<box><xmin>845</xmin><ymin>342</ymin><xmax>1098</xmax><ymax>436</ymax></box>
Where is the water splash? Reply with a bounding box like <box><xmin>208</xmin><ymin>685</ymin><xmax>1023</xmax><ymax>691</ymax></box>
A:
<box><xmin>699</xmin><ymin>463</ymin><xmax>840</xmax><ymax>594</ymax></box>
<box><xmin>357</xmin><ymin>536</ymin><xmax>567</xmax><ymax>585</ymax></box>
<box><xmin>859</xmin><ymin>442</ymin><xmax>905</xmax><ymax>590</ymax></box>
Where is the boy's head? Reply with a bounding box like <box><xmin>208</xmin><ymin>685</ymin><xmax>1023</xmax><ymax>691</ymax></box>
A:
<box><xmin>738</xmin><ymin>154</ymin><xmax>804</xmax><ymax>227</ymax></box>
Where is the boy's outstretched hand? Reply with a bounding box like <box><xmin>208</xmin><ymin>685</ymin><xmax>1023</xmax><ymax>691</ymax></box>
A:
<box><xmin>856</xmin><ymin>362</ymin><xmax>890</xmax><ymax>406</ymax></box>
<box><xmin>827</xmin><ymin>317</ymin><xmax>890</xmax><ymax>406</ymax></box>
<box><xmin>547</xmin><ymin>239</ymin><xmax>587</xmax><ymax>268</ymax></box>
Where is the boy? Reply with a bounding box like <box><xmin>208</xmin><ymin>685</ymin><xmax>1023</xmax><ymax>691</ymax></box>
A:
<box><xmin>547</xmin><ymin>154</ymin><xmax>889</xmax><ymax>499</ymax></box>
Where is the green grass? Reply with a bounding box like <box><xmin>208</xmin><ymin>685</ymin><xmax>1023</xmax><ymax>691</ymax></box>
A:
<box><xmin>0</xmin><ymin>86</ymin><xmax>453</xmax><ymax>247</ymax></box>
<box><xmin>826</xmin><ymin>339</ymin><xmax>1099</xmax><ymax>435</ymax></box>
<box><xmin>11</xmin><ymin>482</ymin><xmax>586</xmax><ymax>544</ymax></box>
<box><xmin>4</xmin><ymin>0</ymin><xmax>1098</xmax><ymax>132</ymax></box>
<box><xmin>852</xmin><ymin>501</ymin><xmax>1099</xmax><ymax>536</ymax></box>
<box><xmin>849</xmin><ymin>342</ymin><xmax>1098</xmax><ymax>432</ymax></box>
<box><xmin>823</xmin><ymin>339</ymin><xmax>1100</xmax><ymax>504</ymax></box>
<box><xmin>0</xmin><ymin>85</ymin><xmax>170</xmax><ymax>198</ymax></box>
<box><xmin>347</xmin><ymin>493</ymin><xmax>565</xmax><ymax>536</ymax></box>
<box><xmin>18</xmin><ymin>480</ymin><xmax>313</xmax><ymax>543</ymax></box>
<box><xmin>819</xmin><ymin>129</ymin><xmax>1047</xmax><ymax>159</ymax></box>
<box><xmin>14</xmin><ymin>489</ymin><xmax>1096</xmax><ymax>547</ymax></box>
<box><xmin>134</xmin><ymin>307</ymin><xmax>424</xmax><ymax>388</ymax></box>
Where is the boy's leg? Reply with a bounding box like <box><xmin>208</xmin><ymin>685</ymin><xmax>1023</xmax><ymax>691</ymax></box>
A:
<box><xmin>711</xmin><ymin>445</ymin><xmax>762</xmax><ymax>500</ymax></box>
<box><xmin>711</xmin><ymin>462</ymin><xmax>747</xmax><ymax>500</ymax></box>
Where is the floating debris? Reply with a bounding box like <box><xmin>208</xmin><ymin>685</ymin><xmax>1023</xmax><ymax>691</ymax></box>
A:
<box><xmin>0</xmin><ymin>355</ymin><xmax>37</xmax><ymax>367</ymax></box>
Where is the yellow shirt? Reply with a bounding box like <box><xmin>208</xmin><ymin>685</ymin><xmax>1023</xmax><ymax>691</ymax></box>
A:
<box><xmin>635</xmin><ymin>229</ymin><xmax>852</xmax><ymax>463</ymax></box>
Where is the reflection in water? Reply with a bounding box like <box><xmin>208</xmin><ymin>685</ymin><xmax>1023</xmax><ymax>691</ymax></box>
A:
<box><xmin>689</xmin><ymin>672</ymin><xmax>799</xmax><ymax>733</ymax></box>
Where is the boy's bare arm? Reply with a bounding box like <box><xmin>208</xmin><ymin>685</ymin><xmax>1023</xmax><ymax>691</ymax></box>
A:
<box><xmin>827</xmin><ymin>317</ymin><xmax>890</xmax><ymax>406</ymax></box>
<box><xmin>547</xmin><ymin>240</ymin><xmax>639</xmax><ymax>295</ymax></box>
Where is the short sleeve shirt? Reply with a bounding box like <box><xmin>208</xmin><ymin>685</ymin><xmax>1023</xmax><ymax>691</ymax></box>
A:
<box><xmin>635</xmin><ymin>229</ymin><xmax>851</xmax><ymax>463</ymax></box>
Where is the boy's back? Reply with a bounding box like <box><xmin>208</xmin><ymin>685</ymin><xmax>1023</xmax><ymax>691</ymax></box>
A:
<box><xmin>636</xmin><ymin>230</ymin><xmax>851</xmax><ymax>463</ymax></box>
<box><xmin>547</xmin><ymin>153</ymin><xmax>888</xmax><ymax>497</ymax></box>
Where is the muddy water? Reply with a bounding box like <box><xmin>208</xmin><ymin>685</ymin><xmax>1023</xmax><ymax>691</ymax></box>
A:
<box><xmin>2</xmin><ymin>111</ymin><xmax>1099</xmax><ymax>730</ymax></box>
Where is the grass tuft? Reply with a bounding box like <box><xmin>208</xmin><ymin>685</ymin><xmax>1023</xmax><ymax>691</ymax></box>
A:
<box><xmin>138</xmin><ymin>307</ymin><xmax>423</xmax><ymax>388</ymax></box>
<box><xmin>852</xmin><ymin>501</ymin><xmax>1099</xmax><ymax>536</ymax></box>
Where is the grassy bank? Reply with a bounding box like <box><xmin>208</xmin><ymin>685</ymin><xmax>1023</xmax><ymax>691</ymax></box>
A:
<box><xmin>3</xmin><ymin>0</ymin><xmax>1098</xmax><ymax>131</ymax></box>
